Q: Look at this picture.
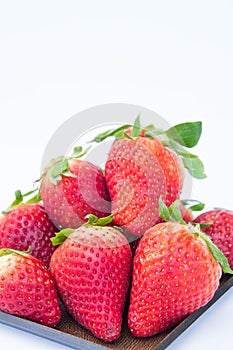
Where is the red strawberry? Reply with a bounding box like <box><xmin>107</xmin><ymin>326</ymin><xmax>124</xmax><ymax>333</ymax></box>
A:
<box><xmin>40</xmin><ymin>156</ymin><xmax>111</xmax><ymax>230</ymax></box>
<box><xmin>95</xmin><ymin>117</ymin><xmax>205</xmax><ymax>237</ymax></box>
<box><xmin>194</xmin><ymin>209</ymin><xmax>233</xmax><ymax>269</ymax></box>
<box><xmin>128</xmin><ymin>221</ymin><xmax>223</xmax><ymax>337</ymax></box>
<box><xmin>0</xmin><ymin>203</ymin><xmax>57</xmax><ymax>267</ymax></box>
<box><xmin>50</xmin><ymin>220</ymin><xmax>132</xmax><ymax>342</ymax></box>
<box><xmin>0</xmin><ymin>248</ymin><xmax>61</xmax><ymax>326</ymax></box>
<box><xmin>105</xmin><ymin>136</ymin><xmax>182</xmax><ymax>236</ymax></box>
<box><xmin>125</xmin><ymin>126</ymin><xmax>185</xmax><ymax>207</ymax></box>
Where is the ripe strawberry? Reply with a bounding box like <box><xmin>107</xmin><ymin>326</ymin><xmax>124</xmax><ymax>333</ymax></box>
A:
<box><xmin>0</xmin><ymin>203</ymin><xmax>57</xmax><ymax>267</ymax></box>
<box><xmin>93</xmin><ymin>117</ymin><xmax>205</xmax><ymax>236</ymax></box>
<box><xmin>40</xmin><ymin>155</ymin><xmax>111</xmax><ymax>230</ymax></box>
<box><xmin>194</xmin><ymin>209</ymin><xmax>233</xmax><ymax>269</ymax></box>
<box><xmin>105</xmin><ymin>137</ymin><xmax>167</xmax><ymax>236</ymax></box>
<box><xmin>125</xmin><ymin>126</ymin><xmax>185</xmax><ymax>207</ymax></box>
<box><xmin>0</xmin><ymin>248</ymin><xmax>61</xmax><ymax>326</ymax></box>
<box><xmin>128</xmin><ymin>221</ymin><xmax>223</xmax><ymax>337</ymax></box>
<box><xmin>50</xmin><ymin>219</ymin><xmax>132</xmax><ymax>342</ymax></box>
<box><xmin>40</xmin><ymin>147</ymin><xmax>110</xmax><ymax>229</ymax></box>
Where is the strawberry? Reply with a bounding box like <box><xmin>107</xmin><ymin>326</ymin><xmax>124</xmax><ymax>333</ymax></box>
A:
<box><xmin>127</xmin><ymin>200</ymin><xmax>232</xmax><ymax>337</ymax></box>
<box><xmin>40</xmin><ymin>149</ymin><xmax>111</xmax><ymax>230</ymax></box>
<box><xmin>40</xmin><ymin>147</ymin><xmax>110</xmax><ymax>229</ymax></box>
<box><xmin>94</xmin><ymin>117</ymin><xmax>205</xmax><ymax>236</ymax></box>
<box><xmin>49</xmin><ymin>215</ymin><xmax>132</xmax><ymax>342</ymax></box>
<box><xmin>194</xmin><ymin>209</ymin><xmax>233</xmax><ymax>269</ymax></box>
<box><xmin>105</xmin><ymin>137</ymin><xmax>167</xmax><ymax>236</ymax></box>
<box><xmin>125</xmin><ymin>126</ymin><xmax>185</xmax><ymax>207</ymax></box>
<box><xmin>0</xmin><ymin>200</ymin><xmax>57</xmax><ymax>267</ymax></box>
<box><xmin>0</xmin><ymin>248</ymin><xmax>61</xmax><ymax>326</ymax></box>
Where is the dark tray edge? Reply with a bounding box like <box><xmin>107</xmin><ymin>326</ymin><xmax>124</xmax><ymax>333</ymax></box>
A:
<box><xmin>1</xmin><ymin>275</ymin><xmax>233</xmax><ymax>350</ymax></box>
<box><xmin>0</xmin><ymin>311</ymin><xmax>109</xmax><ymax>350</ymax></box>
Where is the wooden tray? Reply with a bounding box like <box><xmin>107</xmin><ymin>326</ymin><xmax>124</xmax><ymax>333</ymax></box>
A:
<box><xmin>1</xmin><ymin>274</ymin><xmax>233</xmax><ymax>350</ymax></box>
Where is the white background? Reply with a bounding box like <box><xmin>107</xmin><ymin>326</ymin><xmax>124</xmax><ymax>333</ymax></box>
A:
<box><xmin>0</xmin><ymin>1</ymin><xmax>233</xmax><ymax>349</ymax></box>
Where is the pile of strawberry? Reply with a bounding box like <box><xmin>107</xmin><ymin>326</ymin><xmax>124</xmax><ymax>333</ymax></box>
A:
<box><xmin>0</xmin><ymin>116</ymin><xmax>233</xmax><ymax>342</ymax></box>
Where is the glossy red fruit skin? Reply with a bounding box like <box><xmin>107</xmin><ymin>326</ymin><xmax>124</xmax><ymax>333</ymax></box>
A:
<box><xmin>194</xmin><ymin>209</ymin><xmax>233</xmax><ymax>269</ymax></box>
<box><xmin>0</xmin><ymin>253</ymin><xmax>61</xmax><ymax>326</ymax></box>
<box><xmin>105</xmin><ymin>137</ymin><xmax>183</xmax><ymax>236</ymax></box>
<box><xmin>40</xmin><ymin>159</ymin><xmax>111</xmax><ymax>230</ymax></box>
<box><xmin>139</xmin><ymin>137</ymin><xmax>184</xmax><ymax>207</ymax></box>
<box><xmin>0</xmin><ymin>203</ymin><xmax>57</xmax><ymax>267</ymax></box>
<box><xmin>50</xmin><ymin>226</ymin><xmax>132</xmax><ymax>342</ymax></box>
<box><xmin>128</xmin><ymin>222</ymin><xmax>222</xmax><ymax>337</ymax></box>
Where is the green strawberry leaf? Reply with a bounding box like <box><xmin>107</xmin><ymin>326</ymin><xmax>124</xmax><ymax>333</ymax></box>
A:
<box><xmin>2</xmin><ymin>188</ymin><xmax>40</xmax><ymax>214</ymax></box>
<box><xmin>180</xmin><ymin>199</ymin><xmax>205</xmax><ymax>212</ymax></box>
<box><xmin>49</xmin><ymin>158</ymin><xmax>77</xmax><ymax>185</ymax></box>
<box><xmin>71</xmin><ymin>145</ymin><xmax>91</xmax><ymax>158</ymax></box>
<box><xmin>49</xmin><ymin>158</ymin><xmax>67</xmax><ymax>184</ymax></box>
<box><xmin>189</xmin><ymin>203</ymin><xmax>205</xmax><ymax>211</ymax></box>
<box><xmin>199</xmin><ymin>222</ymin><xmax>213</xmax><ymax>229</ymax></box>
<box><xmin>199</xmin><ymin>231</ymin><xmax>233</xmax><ymax>274</ymax></box>
<box><xmin>165</xmin><ymin>121</ymin><xmax>202</xmax><ymax>148</ymax></box>
<box><xmin>158</xmin><ymin>197</ymin><xmax>173</xmax><ymax>222</ymax></box>
<box><xmin>182</xmin><ymin>154</ymin><xmax>206</xmax><ymax>179</ymax></box>
<box><xmin>169</xmin><ymin>200</ymin><xmax>186</xmax><ymax>224</ymax></box>
<box><xmin>159</xmin><ymin>198</ymin><xmax>186</xmax><ymax>224</ymax></box>
<box><xmin>160</xmin><ymin>139</ymin><xmax>206</xmax><ymax>179</ymax></box>
<box><xmin>131</xmin><ymin>114</ymin><xmax>141</xmax><ymax>138</ymax></box>
<box><xmin>0</xmin><ymin>247</ymin><xmax>31</xmax><ymax>257</ymax></box>
<box><xmin>90</xmin><ymin>124</ymin><xmax>131</xmax><ymax>143</ymax></box>
<box><xmin>90</xmin><ymin>115</ymin><xmax>156</xmax><ymax>142</ymax></box>
<box><xmin>83</xmin><ymin>214</ymin><xmax>114</xmax><ymax>226</ymax></box>
<box><xmin>61</xmin><ymin>169</ymin><xmax>77</xmax><ymax>178</ymax></box>
<box><xmin>51</xmin><ymin>228</ymin><xmax>75</xmax><ymax>246</ymax></box>
<box><xmin>11</xmin><ymin>190</ymin><xmax>23</xmax><ymax>206</ymax></box>
<box><xmin>25</xmin><ymin>191</ymin><xmax>41</xmax><ymax>204</ymax></box>
<box><xmin>51</xmin><ymin>158</ymin><xmax>68</xmax><ymax>178</ymax></box>
<box><xmin>144</xmin><ymin>128</ymin><xmax>164</xmax><ymax>138</ymax></box>
<box><xmin>115</xmin><ymin>129</ymin><xmax>127</xmax><ymax>140</ymax></box>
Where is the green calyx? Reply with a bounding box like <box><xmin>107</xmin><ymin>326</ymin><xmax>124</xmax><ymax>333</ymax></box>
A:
<box><xmin>159</xmin><ymin>197</ymin><xmax>186</xmax><ymax>225</ymax></box>
<box><xmin>83</xmin><ymin>213</ymin><xmax>114</xmax><ymax>227</ymax></box>
<box><xmin>180</xmin><ymin>199</ymin><xmax>205</xmax><ymax>212</ymax></box>
<box><xmin>89</xmin><ymin>114</ymin><xmax>156</xmax><ymax>142</ymax></box>
<box><xmin>90</xmin><ymin>115</ymin><xmax>206</xmax><ymax>179</ymax></box>
<box><xmin>43</xmin><ymin>145</ymin><xmax>91</xmax><ymax>186</ymax></box>
<box><xmin>51</xmin><ymin>214</ymin><xmax>114</xmax><ymax>246</ymax></box>
<box><xmin>48</xmin><ymin>157</ymin><xmax>76</xmax><ymax>185</ymax></box>
<box><xmin>0</xmin><ymin>247</ymin><xmax>31</xmax><ymax>258</ymax></box>
<box><xmin>51</xmin><ymin>228</ymin><xmax>75</xmax><ymax>246</ymax></box>
<box><xmin>2</xmin><ymin>188</ymin><xmax>41</xmax><ymax>214</ymax></box>
<box><xmin>159</xmin><ymin>198</ymin><xmax>233</xmax><ymax>274</ymax></box>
